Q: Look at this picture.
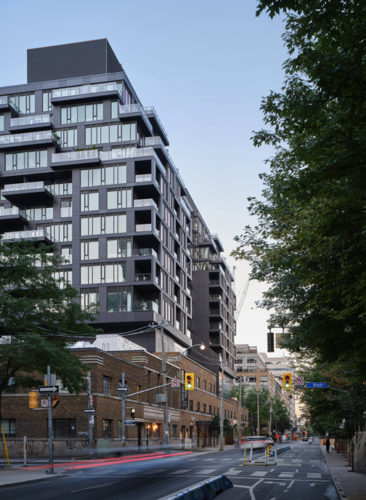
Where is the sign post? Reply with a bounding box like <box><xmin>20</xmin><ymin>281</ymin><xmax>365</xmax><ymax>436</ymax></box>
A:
<box><xmin>47</xmin><ymin>365</ymin><xmax>53</xmax><ymax>474</ymax></box>
<box><xmin>118</xmin><ymin>373</ymin><xmax>129</xmax><ymax>446</ymax></box>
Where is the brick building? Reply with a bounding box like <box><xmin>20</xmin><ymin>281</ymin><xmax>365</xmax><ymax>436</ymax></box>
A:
<box><xmin>1</xmin><ymin>348</ymin><xmax>247</xmax><ymax>456</ymax></box>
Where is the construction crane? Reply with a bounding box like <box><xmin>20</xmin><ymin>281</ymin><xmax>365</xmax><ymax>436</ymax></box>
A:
<box><xmin>233</xmin><ymin>267</ymin><xmax>250</xmax><ymax>321</ymax></box>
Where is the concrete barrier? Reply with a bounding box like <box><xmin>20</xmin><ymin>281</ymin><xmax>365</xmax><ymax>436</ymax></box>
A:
<box><xmin>167</xmin><ymin>474</ymin><xmax>233</xmax><ymax>499</ymax></box>
<box><xmin>276</xmin><ymin>446</ymin><xmax>291</xmax><ymax>455</ymax></box>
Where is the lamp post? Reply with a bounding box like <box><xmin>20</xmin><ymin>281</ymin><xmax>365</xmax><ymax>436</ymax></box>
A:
<box><xmin>219</xmin><ymin>354</ymin><xmax>224</xmax><ymax>451</ymax></box>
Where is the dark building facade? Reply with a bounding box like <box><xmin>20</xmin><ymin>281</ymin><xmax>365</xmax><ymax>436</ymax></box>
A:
<box><xmin>0</xmin><ymin>40</ymin><xmax>236</xmax><ymax>377</ymax></box>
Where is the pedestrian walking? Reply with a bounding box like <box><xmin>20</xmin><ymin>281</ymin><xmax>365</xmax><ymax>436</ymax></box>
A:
<box><xmin>325</xmin><ymin>437</ymin><xmax>330</xmax><ymax>453</ymax></box>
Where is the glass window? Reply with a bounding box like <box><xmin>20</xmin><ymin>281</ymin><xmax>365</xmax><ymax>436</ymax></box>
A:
<box><xmin>81</xmin><ymin>192</ymin><xmax>99</xmax><ymax>212</ymax></box>
<box><xmin>102</xmin><ymin>419</ymin><xmax>112</xmax><ymax>438</ymax></box>
<box><xmin>25</xmin><ymin>207</ymin><xmax>53</xmax><ymax>221</ymax></box>
<box><xmin>5</xmin><ymin>150</ymin><xmax>48</xmax><ymax>171</ymax></box>
<box><xmin>12</xmin><ymin>94</ymin><xmax>35</xmax><ymax>114</ymax></box>
<box><xmin>56</xmin><ymin>128</ymin><xmax>77</xmax><ymax>148</ymax></box>
<box><xmin>42</xmin><ymin>91</ymin><xmax>52</xmax><ymax>112</ymax></box>
<box><xmin>81</xmin><ymin>240</ymin><xmax>99</xmax><ymax>260</ymax></box>
<box><xmin>107</xmin><ymin>238</ymin><xmax>132</xmax><ymax>258</ymax></box>
<box><xmin>53</xmin><ymin>418</ymin><xmax>76</xmax><ymax>438</ymax></box>
<box><xmin>111</xmin><ymin>101</ymin><xmax>118</xmax><ymax>119</ymax></box>
<box><xmin>107</xmin><ymin>287</ymin><xmax>132</xmax><ymax>312</ymax></box>
<box><xmin>0</xmin><ymin>115</ymin><xmax>4</xmax><ymax>131</ymax></box>
<box><xmin>46</xmin><ymin>181</ymin><xmax>72</xmax><ymax>195</ymax></box>
<box><xmin>81</xmin><ymin>165</ymin><xmax>126</xmax><ymax>187</ymax></box>
<box><xmin>42</xmin><ymin>223</ymin><xmax>72</xmax><ymax>242</ymax></box>
<box><xmin>61</xmin><ymin>247</ymin><xmax>72</xmax><ymax>264</ymax></box>
<box><xmin>102</xmin><ymin>376</ymin><xmax>111</xmax><ymax>395</ymax></box>
<box><xmin>107</xmin><ymin>188</ymin><xmax>132</xmax><ymax>209</ymax></box>
<box><xmin>80</xmin><ymin>288</ymin><xmax>99</xmax><ymax>310</ymax></box>
<box><xmin>80</xmin><ymin>263</ymin><xmax>126</xmax><ymax>284</ymax></box>
<box><xmin>0</xmin><ymin>419</ymin><xmax>16</xmax><ymax>437</ymax></box>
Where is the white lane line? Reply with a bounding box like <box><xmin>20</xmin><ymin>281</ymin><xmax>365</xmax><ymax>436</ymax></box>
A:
<box><xmin>168</xmin><ymin>469</ymin><xmax>190</xmax><ymax>474</ymax></box>
<box><xmin>204</xmin><ymin>458</ymin><xmax>215</xmax><ymax>461</ymax></box>
<box><xmin>284</xmin><ymin>480</ymin><xmax>295</xmax><ymax>492</ymax></box>
<box><xmin>310</xmin><ymin>482</ymin><xmax>315</xmax><ymax>487</ymax></box>
<box><xmin>279</xmin><ymin>472</ymin><xmax>294</xmax><ymax>478</ymax></box>
<box><xmin>307</xmin><ymin>473</ymin><xmax>321</xmax><ymax>479</ymax></box>
<box><xmin>196</xmin><ymin>469</ymin><xmax>216</xmax><ymax>474</ymax></box>
<box><xmin>226</xmin><ymin>469</ymin><xmax>242</xmax><ymax>475</ymax></box>
<box><xmin>251</xmin><ymin>471</ymin><xmax>267</xmax><ymax>477</ymax></box>
<box><xmin>71</xmin><ymin>481</ymin><xmax>116</xmax><ymax>493</ymax></box>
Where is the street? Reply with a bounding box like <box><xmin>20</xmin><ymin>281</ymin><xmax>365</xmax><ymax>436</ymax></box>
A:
<box><xmin>0</xmin><ymin>440</ymin><xmax>338</xmax><ymax>499</ymax></box>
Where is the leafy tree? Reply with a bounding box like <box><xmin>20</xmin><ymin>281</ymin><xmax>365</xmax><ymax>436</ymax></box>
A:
<box><xmin>0</xmin><ymin>240</ymin><xmax>99</xmax><ymax>417</ymax></box>
<box><xmin>233</xmin><ymin>0</ymin><xmax>366</xmax><ymax>378</ymax></box>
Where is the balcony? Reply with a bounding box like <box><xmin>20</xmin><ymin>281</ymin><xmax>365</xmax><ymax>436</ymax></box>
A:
<box><xmin>9</xmin><ymin>114</ymin><xmax>52</xmax><ymax>132</ymax></box>
<box><xmin>135</xmin><ymin>273</ymin><xmax>152</xmax><ymax>282</ymax></box>
<box><xmin>2</xmin><ymin>181</ymin><xmax>54</xmax><ymax>208</ymax></box>
<box><xmin>0</xmin><ymin>131</ymin><xmax>60</xmax><ymax>150</ymax></box>
<box><xmin>134</xmin><ymin>198</ymin><xmax>158</xmax><ymax>210</ymax></box>
<box><xmin>0</xmin><ymin>96</ymin><xmax>20</xmax><ymax>113</ymax></box>
<box><xmin>134</xmin><ymin>301</ymin><xmax>159</xmax><ymax>313</ymax></box>
<box><xmin>118</xmin><ymin>103</ymin><xmax>153</xmax><ymax>135</ymax></box>
<box><xmin>0</xmin><ymin>207</ymin><xmax>28</xmax><ymax>231</ymax></box>
<box><xmin>135</xmin><ymin>224</ymin><xmax>152</xmax><ymax>232</ymax></box>
<box><xmin>144</xmin><ymin>107</ymin><xmax>169</xmax><ymax>146</ymax></box>
<box><xmin>51</xmin><ymin>150</ymin><xmax>100</xmax><ymax>169</ymax></box>
<box><xmin>144</xmin><ymin>136</ymin><xmax>171</xmax><ymax>165</ymax></box>
<box><xmin>133</xmin><ymin>248</ymin><xmax>158</xmax><ymax>259</ymax></box>
<box><xmin>51</xmin><ymin>82</ymin><xmax>123</xmax><ymax>104</ymax></box>
<box><xmin>2</xmin><ymin>228</ymin><xmax>53</xmax><ymax>246</ymax></box>
<box><xmin>135</xmin><ymin>174</ymin><xmax>152</xmax><ymax>183</ymax></box>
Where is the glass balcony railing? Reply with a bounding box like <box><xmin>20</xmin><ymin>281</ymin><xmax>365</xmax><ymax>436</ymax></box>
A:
<box><xmin>2</xmin><ymin>229</ymin><xmax>53</xmax><ymax>242</ymax></box>
<box><xmin>135</xmin><ymin>224</ymin><xmax>152</xmax><ymax>232</ymax></box>
<box><xmin>10</xmin><ymin>114</ymin><xmax>52</xmax><ymax>128</ymax></box>
<box><xmin>144</xmin><ymin>136</ymin><xmax>165</xmax><ymax>148</ymax></box>
<box><xmin>3</xmin><ymin>181</ymin><xmax>48</xmax><ymax>193</ymax></box>
<box><xmin>144</xmin><ymin>106</ymin><xmax>168</xmax><ymax>142</ymax></box>
<box><xmin>135</xmin><ymin>174</ymin><xmax>152</xmax><ymax>183</ymax></box>
<box><xmin>134</xmin><ymin>301</ymin><xmax>159</xmax><ymax>313</ymax></box>
<box><xmin>52</xmin><ymin>150</ymin><xmax>99</xmax><ymax>163</ymax></box>
<box><xmin>0</xmin><ymin>131</ymin><xmax>59</xmax><ymax>146</ymax></box>
<box><xmin>135</xmin><ymin>273</ymin><xmax>152</xmax><ymax>282</ymax></box>
<box><xmin>0</xmin><ymin>207</ymin><xmax>27</xmax><ymax>218</ymax></box>
<box><xmin>52</xmin><ymin>82</ymin><xmax>122</xmax><ymax>100</ymax></box>
<box><xmin>100</xmin><ymin>147</ymin><xmax>137</xmax><ymax>161</ymax></box>
<box><xmin>133</xmin><ymin>248</ymin><xmax>158</xmax><ymax>258</ymax></box>
<box><xmin>0</xmin><ymin>96</ymin><xmax>20</xmax><ymax>112</ymax></box>
<box><xmin>134</xmin><ymin>198</ymin><xmax>158</xmax><ymax>210</ymax></box>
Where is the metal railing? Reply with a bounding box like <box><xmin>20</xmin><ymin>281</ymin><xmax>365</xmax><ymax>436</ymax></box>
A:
<box><xmin>52</xmin><ymin>149</ymin><xmax>99</xmax><ymax>163</ymax></box>
<box><xmin>144</xmin><ymin>106</ymin><xmax>168</xmax><ymax>141</ymax></box>
<box><xmin>52</xmin><ymin>82</ymin><xmax>122</xmax><ymax>100</ymax></box>
<box><xmin>0</xmin><ymin>131</ymin><xmax>59</xmax><ymax>145</ymax></box>
<box><xmin>133</xmin><ymin>248</ymin><xmax>158</xmax><ymax>258</ymax></box>
<box><xmin>10</xmin><ymin>114</ymin><xmax>52</xmax><ymax>128</ymax></box>
<box><xmin>134</xmin><ymin>301</ymin><xmax>159</xmax><ymax>313</ymax></box>
<box><xmin>135</xmin><ymin>273</ymin><xmax>152</xmax><ymax>282</ymax></box>
<box><xmin>0</xmin><ymin>207</ymin><xmax>27</xmax><ymax>218</ymax></box>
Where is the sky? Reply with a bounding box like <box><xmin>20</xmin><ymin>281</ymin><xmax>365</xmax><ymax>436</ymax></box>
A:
<box><xmin>0</xmin><ymin>0</ymin><xmax>287</xmax><ymax>352</ymax></box>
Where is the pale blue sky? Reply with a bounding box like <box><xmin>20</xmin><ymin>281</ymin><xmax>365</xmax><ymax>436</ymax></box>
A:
<box><xmin>0</xmin><ymin>0</ymin><xmax>287</xmax><ymax>352</ymax></box>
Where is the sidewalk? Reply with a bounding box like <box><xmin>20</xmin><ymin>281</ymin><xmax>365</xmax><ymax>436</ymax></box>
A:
<box><xmin>0</xmin><ymin>466</ymin><xmax>57</xmax><ymax>488</ymax></box>
<box><xmin>322</xmin><ymin>447</ymin><xmax>366</xmax><ymax>500</ymax></box>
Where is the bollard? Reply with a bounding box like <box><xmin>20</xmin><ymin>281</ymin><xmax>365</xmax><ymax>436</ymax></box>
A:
<box><xmin>249</xmin><ymin>443</ymin><xmax>253</xmax><ymax>463</ymax></box>
<box><xmin>243</xmin><ymin>448</ymin><xmax>246</xmax><ymax>465</ymax></box>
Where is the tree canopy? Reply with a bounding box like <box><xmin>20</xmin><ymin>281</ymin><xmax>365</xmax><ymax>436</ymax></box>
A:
<box><xmin>0</xmin><ymin>240</ymin><xmax>99</xmax><ymax>417</ymax></box>
<box><xmin>233</xmin><ymin>0</ymin><xmax>366</xmax><ymax>378</ymax></box>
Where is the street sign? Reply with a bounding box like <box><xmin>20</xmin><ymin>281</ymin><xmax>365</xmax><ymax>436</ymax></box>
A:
<box><xmin>117</xmin><ymin>386</ymin><xmax>129</xmax><ymax>392</ymax></box>
<box><xmin>41</xmin><ymin>399</ymin><xmax>48</xmax><ymax>408</ymax></box>
<box><xmin>306</xmin><ymin>382</ymin><xmax>329</xmax><ymax>388</ymax></box>
<box><xmin>171</xmin><ymin>379</ymin><xmax>180</xmax><ymax>389</ymax></box>
<box><xmin>88</xmin><ymin>416</ymin><xmax>94</xmax><ymax>425</ymax></box>
<box><xmin>125</xmin><ymin>420</ymin><xmax>136</xmax><ymax>426</ymax></box>
<box><xmin>295</xmin><ymin>376</ymin><xmax>304</xmax><ymax>386</ymax></box>
<box><xmin>38</xmin><ymin>386</ymin><xmax>59</xmax><ymax>394</ymax></box>
<box><xmin>83</xmin><ymin>409</ymin><xmax>96</xmax><ymax>414</ymax></box>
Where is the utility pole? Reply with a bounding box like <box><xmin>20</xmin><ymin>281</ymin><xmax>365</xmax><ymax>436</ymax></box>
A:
<box><xmin>160</xmin><ymin>327</ymin><xmax>169</xmax><ymax>447</ymax></box>
<box><xmin>47</xmin><ymin>365</ymin><xmax>54</xmax><ymax>474</ymax></box>
<box><xmin>87</xmin><ymin>371</ymin><xmax>93</xmax><ymax>456</ymax></box>
<box><xmin>219</xmin><ymin>355</ymin><xmax>224</xmax><ymax>451</ymax></box>
<box><xmin>238</xmin><ymin>378</ymin><xmax>242</xmax><ymax>441</ymax></box>
<box><xmin>257</xmin><ymin>389</ymin><xmax>260</xmax><ymax>435</ymax></box>
<box><xmin>269</xmin><ymin>399</ymin><xmax>273</xmax><ymax>437</ymax></box>
<box><xmin>121</xmin><ymin>372</ymin><xmax>126</xmax><ymax>446</ymax></box>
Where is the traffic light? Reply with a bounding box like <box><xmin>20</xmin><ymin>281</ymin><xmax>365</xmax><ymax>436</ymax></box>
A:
<box><xmin>130</xmin><ymin>408</ymin><xmax>136</xmax><ymax>419</ymax></box>
<box><xmin>283</xmin><ymin>373</ymin><xmax>292</xmax><ymax>390</ymax></box>
<box><xmin>185</xmin><ymin>373</ymin><xmax>194</xmax><ymax>390</ymax></box>
<box><xmin>267</xmin><ymin>330</ymin><xmax>274</xmax><ymax>352</ymax></box>
<box><xmin>29</xmin><ymin>391</ymin><xmax>38</xmax><ymax>409</ymax></box>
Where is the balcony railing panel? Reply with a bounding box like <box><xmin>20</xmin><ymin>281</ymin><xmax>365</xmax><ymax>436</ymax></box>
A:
<box><xmin>0</xmin><ymin>207</ymin><xmax>27</xmax><ymax>218</ymax></box>
<box><xmin>135</xmin><ymin>224</ymin><xmax>152</xmax><ymax>232</ymax></box>
<box><xmin>134</xmin><ymin>198</ymin><xmax>158</xmax><ymax>210</ymax></box>
<box><xmin>0</xmin><ymin>131</ymin><xmax>59</xmax><ymax>146</ymax></box>
<box><xmin>52</xmin><ymin>150</ymin><xmax>99</xmax><ymax>163</ymax></box>
<box><xmin>2</xmin><ymin>229</ymin><xmax>53</xmax><ymax>242</ymax></box>
<box><xmin>133</xmin><ymin>248</ymin><xmax>158</xmax><ymax>259</ymax></box>
<box><xmin>135</xmin><ymin>273</ymin><xmax>152</xmax><ymax>282</ymax></box>
<box><xmin>134</xmin><ymin>301</ymin><xmax>159</xmax><ymax>313</ymax></box>
<box><xmin>3</xmin><ymin>181</ymin><xmax>48</xmax><ymax>193</ymax></box>
<box><xmin>52</xmin><ymin>82</ymin><xmax>122</xmax><ymax>100</ymax></box>
<box><xmin>10</xmin><ymin>114</ymin><xmax>52</xmax><ymax>128</ymax></box>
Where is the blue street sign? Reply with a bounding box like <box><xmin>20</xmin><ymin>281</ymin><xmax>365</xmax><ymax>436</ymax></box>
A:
<box><xmin>306</xmin><ymin>382</ymin><xmax>329</xmax><ymax>388</ymax></box>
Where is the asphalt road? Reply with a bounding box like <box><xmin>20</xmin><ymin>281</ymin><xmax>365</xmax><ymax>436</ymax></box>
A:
<box><xmin>0</xmin><ymin>440</ymin><xmax>338</xmax><ymax>500</ymax></box>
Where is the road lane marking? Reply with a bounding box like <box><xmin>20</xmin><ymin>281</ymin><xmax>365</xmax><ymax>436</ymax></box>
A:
<box><xmin>307</xmin><ymin>473</ymin><xmax>321</xmax><ymax>479</ymax></box>
<box><xmin>70</xmin><ymin>481</ymin><xmax>116</xmax><ymax>493</ymax></box>
<box><xmin>251</xmin><ymin>471</ymin><xmax>267</xmax><ymax>477</ymax></box>
<box><xmin>168</xmin><ymin>469</ymin><xmax>190</xmax><ymax>474</ymax></box>
<box><xmin>197</xmin><ymin>469</ymin><xmax>216</xmax><ymax>474</ymax></box>
<box><xmin>279</xmin><ymin>472</ymin><xmax>294</xmax><ymax>478</ymax></box>
<box><xmin>226</xmin><ymin>469</ymin><xmax>242</xmax><ymax>475</ymax></box>
<box><xmin>284</xmin><ymin>480</ymin><xmax>295</xmax><ymax>492</ymax></box>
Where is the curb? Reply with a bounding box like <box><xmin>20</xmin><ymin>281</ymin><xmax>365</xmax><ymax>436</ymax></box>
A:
<box><xmin>321</xmin><ymin>448</ymin><xmax>349</xmax><ymax>500</ymax></box>
<box><xmin>0</xmin><ymin>474</ymin><xmax>59</xmax><ymax>490</ymax></box>
<box><xmin>161</xmin><ymin>474</ymin><xmax>233</xmax><ymax>500</ymax></box>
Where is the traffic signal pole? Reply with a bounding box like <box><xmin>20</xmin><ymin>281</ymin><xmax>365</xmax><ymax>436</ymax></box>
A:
<box><xmin>121</xmin><ymin>372</ymin><xmax>126</xmax><ymax>446</ymax></box>
<box><xmin>47</xmin><ymin>365</ymin><xmax>54</xmax><ymax>474</ymax></box>
<box><xmin>160</xmin><ymin>328</ymin><xmax>169</xmax><ymax>447</ymax></box>
<box><xmin>87</xmin><ymin>371</ymin><xmax>93</xmax><ymax>456</ymax></box>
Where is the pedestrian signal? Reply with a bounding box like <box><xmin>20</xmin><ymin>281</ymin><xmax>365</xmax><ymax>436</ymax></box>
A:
<box><xmin>29</xmin><ymin>391</ymin><xmax>38</xmax><ymax>409</ymax></box>
<box><xmin>185</xmin><ymin>373</ymin><xmax>194</xmax><ymax>390</ymax></box>
<box><xmin>52</xmin><ymin>396</ymin><xmax>59</xmax><ymax>408</ymax></box>
<box><xmin>283</xmin><ymin>373</ymin><xmax>292</xmax><ymax>390</ymax></box>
